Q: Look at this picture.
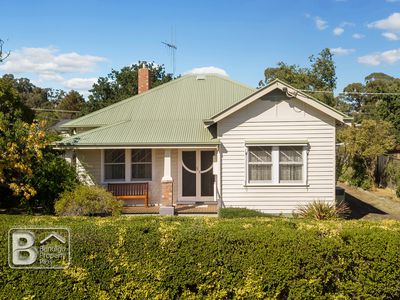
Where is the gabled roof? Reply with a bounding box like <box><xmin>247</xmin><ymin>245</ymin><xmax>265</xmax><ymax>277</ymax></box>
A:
<box><xmin>205</xmin><ymin>79</ymin><xmax>351</xmax><ymax>125</ymax></box>
<box><xmin>59</xmin><ymin>75</ymin><xmax>255</xmax><ymax>147</ymax></box>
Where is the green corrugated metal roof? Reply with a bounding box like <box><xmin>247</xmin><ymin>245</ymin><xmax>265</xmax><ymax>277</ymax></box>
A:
<box><xmin>59</xmin><ymin>75</ymin><xmax>255</xmax><ymax>146</ymax></box>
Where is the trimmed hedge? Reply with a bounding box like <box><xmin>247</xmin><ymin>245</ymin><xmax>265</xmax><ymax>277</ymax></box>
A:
<box><xmin>219</xmin><ymin>207</ymin><xmax>271</xmax><ymax>218</ymax></box>
<box><xmin>1</xmin><ymin>216</ymin><xmax>400</xmax><ymax>299</ymax></box>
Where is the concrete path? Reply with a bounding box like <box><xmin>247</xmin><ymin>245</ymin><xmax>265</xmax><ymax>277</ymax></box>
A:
<box><xmin>338</xmin><ymin>182</ymin><xmax>400</xmax><ymax>220</ymax></box>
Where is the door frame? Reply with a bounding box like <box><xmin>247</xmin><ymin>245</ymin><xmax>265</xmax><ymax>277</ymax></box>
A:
<box><xmin>177</xmin><ymin>149</ymin><xmax>216</xmax><ymax>203</ymax></box>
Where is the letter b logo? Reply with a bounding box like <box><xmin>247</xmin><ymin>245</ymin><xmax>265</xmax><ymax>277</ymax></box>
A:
<box><xmin>11</xmin><ymin>231</ymin><xmax>38</xmax><ymax>266</ymax></box>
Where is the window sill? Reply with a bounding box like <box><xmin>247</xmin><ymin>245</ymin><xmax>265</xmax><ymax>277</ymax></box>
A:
<box><xmin>244</xmin><ymin>183</ymin><xmax>309</xmax><ymax>187</ymax></box>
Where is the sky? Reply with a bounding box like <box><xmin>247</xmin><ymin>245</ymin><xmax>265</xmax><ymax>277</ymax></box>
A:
<box><xmin>0</xmin><ymin>0</ymin><xmax>399</xmax><ymax>96</ymax></box>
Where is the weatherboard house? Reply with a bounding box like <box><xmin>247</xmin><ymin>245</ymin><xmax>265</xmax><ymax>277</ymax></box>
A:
<box><xmin>58</xmin><ymin>67</ymin><xmax>350</xmax><ymax>215</ymax></box>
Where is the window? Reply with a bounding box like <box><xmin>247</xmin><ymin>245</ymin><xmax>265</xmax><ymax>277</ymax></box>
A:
<box><xmin>248</xmin><ymin>146</ymin><xmax>272</xmax><ymax>183</ymax></box>
<box><xmin>104</xmin><ymin>149</ymin><xmax>125</xmax><ymax>180</ymax></box>
<box><xmin>132</xmin><ymin>149</ymin><xmax>152</xmax><ymax>180</ymax></box>
<box><xmin>246</xmin><ymin>145</ymin><xmax>306</xmax><ymax>185</ymax></box>
<box><xmin>279</xmin><ymin>146</ymin><xmax>303</xmax><ymax>182</ymax></box>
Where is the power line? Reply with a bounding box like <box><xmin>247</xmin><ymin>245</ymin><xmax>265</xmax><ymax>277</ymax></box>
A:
<box><xmin>32</xmin><ymin>108</ymin><xmax>80</xmax><ymax>113</ymax></box>
<box><xmin>298</xmin><ymin>89</ymin><xmax>400</xmax><ymax>96</ymax></box>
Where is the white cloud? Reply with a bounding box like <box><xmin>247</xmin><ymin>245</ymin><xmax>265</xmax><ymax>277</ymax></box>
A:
<box><xmin>38</xmin><ymin>72</ymin><xmax>64</xmax><ymax>82</ymax></box>
<box><xmin>330</xmin><ymin>47</ymin><xmax>355</xmax><ymax>55</ymax></box>
<box><xmin>0</xmin><ymin>46</ymin><xmax>106</xmax><ymax>95</ymax></box>
<box><xmin>315</xmin><ymin>16</ymin><xmax>328</xmax><ymax>30</ymax></box>
<box><xmin>333</xmin><ymin>27</ymin><xmax>345</xmax><ymax>36</ymax></box>
<box><xmin>358</xmin><ymin>48</ymin><xmax>400</xmax><ymax>66</ymax></box>
<box><xmin>0</xmin><ymin>47</ymin><xmax>106</xmax><ymax>77</ymax></box>
<box><xmin>382</xmin><ymin>32</ymin><xmax>400</xmax><ymax>40</ymax></box>
<box><xmin>63</xmin><ymin>77</ymin><xmax>97</xmax><ymax>91</ymax></box>
<box><xmin>386</xmin><ymin>0</ymin><xmax>400</xmax><ymax>3</ymax></box>
<box><xmin>185</xmin><ymin>66</ymin><xmax>228</xmax><ymax>77</ymax></box>
<box><xmin>352</xmin><ymin>33</ymin><xmax>365</xmax><ymax>39</ymax></box>
<box><xmin>332</xmin><ymin>21</ymin><xmax>354</xmax><ymax>36</ymax></box>
<box><xmin>340</xmin><ymin>21</ymin><xmax>355</xmax><ymax>27</ymax></box>
<box><xmin>368</xmin><ymin>12</ymin><xmax>400</xmax><ymax>32</ymax></box>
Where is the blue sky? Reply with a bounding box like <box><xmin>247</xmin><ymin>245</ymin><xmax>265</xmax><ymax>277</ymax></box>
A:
<box><xmin>0</xmin><ymin>0</ymin><xmax>399</xmax><ymax>96</ymax></box>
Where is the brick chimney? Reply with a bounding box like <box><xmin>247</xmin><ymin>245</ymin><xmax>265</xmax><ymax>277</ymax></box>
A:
<box><xmin>138</xmin><ymin>66</ymin><xmax>150</xmax><ymax>94</ymax></box>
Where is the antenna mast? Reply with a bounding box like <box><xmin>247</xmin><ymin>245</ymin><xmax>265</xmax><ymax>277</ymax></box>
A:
<box><xmin>162</xmin><ymin>28</ymin><xmax>177</xmax><ymax>75</ymax></box>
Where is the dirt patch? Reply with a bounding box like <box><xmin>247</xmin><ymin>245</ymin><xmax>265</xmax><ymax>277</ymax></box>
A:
<box><xmin>338</xmin><ymin>182</ymin><xmax>400</xmax><ymax>220</ymax></box>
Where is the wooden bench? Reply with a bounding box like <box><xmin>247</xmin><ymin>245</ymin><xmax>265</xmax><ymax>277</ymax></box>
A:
<box><xmin>107</xmin><ymin>183</ymin><xmax>149</xmax><ymax>207</ymax></box>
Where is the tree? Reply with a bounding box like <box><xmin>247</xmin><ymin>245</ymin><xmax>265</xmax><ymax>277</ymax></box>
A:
<box><xmin>57</xmin><ymin>90</ymin><xmax>85</xmax><ymax>114</ymax></box>
<box><xmin>341</xmin><ymin>73</ymin><xmax>400</xmax><ymax>143</ymax></box>
<box><xmin>84</xmin><ymin>61</ymin><xmax>174</xmax><ymax>114</ymax></box>
<box><xmin>365</xmin><ymin>72</ymin><xmax>394</xmax><ymax>83</ymax></box>
<box><xmin>259</xmin><ymin>48</ymin><xmax>337</xmax><ymax>106</ymax></box>
<box><xmin>0</xmin><ymin>80</ymin><xmax>78</xmax><ymax>211</ymax></box>
<box><xmin>0</xmin><ymin>114</ymin><xmax>49</xmax><ymax>200</ymax></box>
<box><xmin>0</xmin><ymin>76</ymin><xmax>34</xmax><ymax>123</ymax></box>
<box><xmin>309</xmin><ymin>48</ymin><xmax>336</xmax><ymax>92</ymax></box>
<box><xmin>337</xmin><ymin>119</ymin><xmax>396</xmax><ymax>189</ymax></box>
<box><xmin>0</xmin><ymin>114</ymin><xmax>78</xmax><ymax>211</ymax></box>
<box><xmin>3</xmin><ymin>74</ymin><xmax>63</xmax><ymax>109</ymax></box>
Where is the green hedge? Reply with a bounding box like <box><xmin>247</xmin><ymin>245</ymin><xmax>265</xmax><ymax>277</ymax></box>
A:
<box><xmin>219</xmin><ymin>207</ymin><xmax>271</xmax><ymax>218</ymax></box>
<box><xmin>1</xmin><ymin>216</ymin><xmax>400</xmax><ymax>299</ymax></box>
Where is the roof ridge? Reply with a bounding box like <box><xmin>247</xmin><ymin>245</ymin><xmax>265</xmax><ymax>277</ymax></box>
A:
<box><xmin>196</xmin><ymin>74</ymin><xmax>256</xmax><ymax>92</ymax></box>
<box><xmin>63</xmin><ymin>75</ymin><xmax>190</xmax><ymax>127</ymax></box>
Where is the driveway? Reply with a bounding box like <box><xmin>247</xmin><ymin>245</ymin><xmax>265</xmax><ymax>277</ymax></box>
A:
<box><xmin>338</xmin><ymin>182</ymin><xmax>400</xmax><ymax>220</ymax></box>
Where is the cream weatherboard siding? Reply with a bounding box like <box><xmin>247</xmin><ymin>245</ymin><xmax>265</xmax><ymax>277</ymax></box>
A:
<box><xmin>76</xmin><ymin>149</ymin><xmax>101</xmax><ymax>185</ymax></box>
<box><xmin>218</xmin><ymin>90</ymin><xmax>336</xmax><ymax>214</ymax></box>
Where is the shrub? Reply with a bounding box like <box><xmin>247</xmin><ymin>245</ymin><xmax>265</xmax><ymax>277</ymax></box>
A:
<box><xmin>55</xmin><ymin>185</ymin><xmax>123</xmax><ymax>216</ymax></box>
<box><xmin>297</xmin><ymin>200</ymin><xmax>350</xmax><ymax>220</ymax></box>
<box><xmin>336</xmin><ymin>120</ymin><xmax>396</xmax><ymax>189</ymax></box>
<box><xmin>0</xmin><ymin>152</ymin><xmax>79</xmax><ymax>214</ymax></box>
<box><xmin>219</xmin><ymin>207</ymin><xmax>270</xmax><ymax>218</ymax></box>
<box><xmin>2</xmin><ymin>216</ymin><xmax>400</xmax><ymax>299</ymax></box>
<box><xmin>339</xmin><ymin>159</ymin><xmax>372</xmax><ymax>190</ymax></box>
<box><xmin>385</xmin><ymin>160</ymin><xmax>400</xmax><ymax>198</ymax></box>
<box><xmin>25</xmin><ymin>152</ymin><xmax>79</xmax><ymax>213</ymax></box>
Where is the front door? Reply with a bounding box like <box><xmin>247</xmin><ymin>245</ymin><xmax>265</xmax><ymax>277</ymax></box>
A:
<box><xmin>180</xmin><ymin>150</ymin><xmax>215</xmax><ymax>202</ymax></box>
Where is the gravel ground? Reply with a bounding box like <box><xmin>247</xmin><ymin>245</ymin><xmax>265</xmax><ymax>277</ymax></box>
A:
<box><xmin>338</xmin><ymin>182</ymin><xmax>400</xmax><ymax>220</ymax></box>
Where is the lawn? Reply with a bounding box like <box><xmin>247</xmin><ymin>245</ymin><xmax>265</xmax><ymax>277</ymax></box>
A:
<box><xmin>1</xmin><ymin>215</ymin><xmax>400</xmax><ymax>299</ymax></box>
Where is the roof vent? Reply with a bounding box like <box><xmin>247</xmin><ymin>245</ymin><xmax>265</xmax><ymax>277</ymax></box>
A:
<box><xmin>196</xmin><ymin>75</ymin><xmax>206</xmax><ymax>80</ymax></box>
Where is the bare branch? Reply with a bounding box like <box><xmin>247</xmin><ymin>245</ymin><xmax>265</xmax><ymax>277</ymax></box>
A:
<box><xmin>0</xmin><ymin>39</ymin><xmax>10</xmax><ymax>63</ymax></box>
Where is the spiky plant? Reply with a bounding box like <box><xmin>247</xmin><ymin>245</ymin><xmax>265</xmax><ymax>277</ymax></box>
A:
<box><xmin>297</xmin><ymin>200</ymin><xmax>350</xmax><ymax>220</ymax></box>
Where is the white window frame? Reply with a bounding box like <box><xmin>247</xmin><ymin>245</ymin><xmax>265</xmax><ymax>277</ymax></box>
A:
<box><xmin>245</xmin><ymin>144</ymin><xmax>308</xmax><ymax>186</ymax></box>
<box><xmin>279</xmin><ymin>146</ymin><xmax>305</xmax><ymax>184</ymax></box>
<box><xmin>101</xmin><ymin>149</ymin><xmax>154</xmax><ymax>184</ymax></box>
<box><xmin>247</xmin><ymin>146</ymin><xmax>273</xmax><ymax>184</ymax></box>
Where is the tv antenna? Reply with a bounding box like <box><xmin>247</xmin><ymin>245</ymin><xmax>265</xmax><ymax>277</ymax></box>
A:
<box><xmin>162</xmin><ymin>29</ymin><xmax>177</xmax><ymax>75</ymax></box>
